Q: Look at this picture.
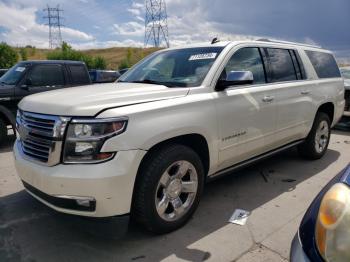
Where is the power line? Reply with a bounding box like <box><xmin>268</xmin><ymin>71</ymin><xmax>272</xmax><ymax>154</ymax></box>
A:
<box><xmin>43</xmin><ymin>4</ymin><xmax>64</xmax><ymax>49</ymax></box>
<box><xmin>144</xmin><ymin>0</ymin><xmax>169</xmax><ymax>48</ymax></box>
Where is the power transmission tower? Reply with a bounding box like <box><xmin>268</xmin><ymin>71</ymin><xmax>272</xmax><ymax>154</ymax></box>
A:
<box><xmin>144</xmin><ymin>0</ymin><xmax>169</xmax><ymax>48</ymax></box>
<box><xmin>43</xmin><ymin>5</ymin><xmax>64</xmax><ymax>49</ymax></box>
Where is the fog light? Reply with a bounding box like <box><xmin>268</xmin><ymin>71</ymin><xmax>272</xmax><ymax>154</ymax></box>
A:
<box><xmin>76</xmin><ymin>199</ymin><xmax>91</xmax><ymax>207</ymax></box>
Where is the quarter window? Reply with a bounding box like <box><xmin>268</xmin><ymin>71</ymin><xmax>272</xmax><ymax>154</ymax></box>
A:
<box><xmin>266</xmin><ymin>48</ymin><xmax>297</xmax><ymax>82</ymax></box>
<box><xmin>29</xmin><ymin>65</ymin><xmax>65</xmax><ymax>87</ymax></box>
<box><xmin>223</xmin><ymin>47</ymin><xmax>266</xmax><ymax>84</ymax></box>
<box><xmin>305</xmin><ymin>51</ymin><xmax>341</xmax><ymax>79</ymax></box>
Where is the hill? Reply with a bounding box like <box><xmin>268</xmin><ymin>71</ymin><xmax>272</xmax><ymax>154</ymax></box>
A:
<box><xmin>13</xmin><ymin>46</ymin><xmax>350</xmax><ymax>69</ymax></box>
<box><xmin>14</xmin><ymin>46</ymin><xmax>161</xmax><ymax>70</ymax></box>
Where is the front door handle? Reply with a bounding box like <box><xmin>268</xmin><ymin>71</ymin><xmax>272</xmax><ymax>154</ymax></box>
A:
<box><xmin>262</xmin><ymin>96</ymin><xmax>274</xmax><ymax>103</ymax></box>
<box><xmin>301</xmin><ymin>90</ymin><xmax>311</xmax><ymax>95</ymax></box>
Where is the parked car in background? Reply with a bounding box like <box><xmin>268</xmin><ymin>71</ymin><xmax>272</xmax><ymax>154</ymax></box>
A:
<box><xmin>0</xmin><ymin>60</ymin><xmax>91</xmax><ymax>144</ymax></box>
<box><xmin>0</xmin><ymin>69</ymin><xmax>8</xmax><ymax>77</ymax></box>
<box><xmin>290</xmin><ymin>164</ymin><xmax>350</xmax><ymax>262</ymax></box>
<box><xmin>14</xmin><ymin>39</ymin><xmax>344</xmax><ymax>233</ymax></box>
<box><xmin>340</xmin><ymin>67</ymin><xmax>350</xmax><ymax>113</ymax></box>
<box><xmin>89</xmin><ymin>69</ymin><xmax>121</xmax><ymax>83</ymax></box>
<box><xmin>118</xmin><ymin>68</ymin><xmax>129</xmax><ymax>76</ymax></box>
<box><xmin>335</xmin><ymin>67</ymin><xmax>350</xmax><ymax>129</ymax></box>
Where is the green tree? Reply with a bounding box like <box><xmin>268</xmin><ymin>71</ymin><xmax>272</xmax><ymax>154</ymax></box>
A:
<box><xmin>126</xmin><ymin>48</ymin><xmax>132</xmax><ymax>63</ymax></box>
<box><xmin>118</xmin><ymin>48</ymin><xmax>133</xmax><ymax>69</ymax></box>
<box><xmin>19</xmin><ymin>48</ymin><xmax>28</xmax><ymax>61</ymax></box>
<box><xmin>47</xmin><ymin>42</ymin><xmax>98</xmax><ymax>69</ymax></box>
<box><xmin>0</xmin><ymin>42</ymin><xmax>18</xmax><ymax>68</ymax></box>
<box><xmin>118</xmin><ymin>59</ymin><xmax>130</xmax><ymax>70</ymax></box>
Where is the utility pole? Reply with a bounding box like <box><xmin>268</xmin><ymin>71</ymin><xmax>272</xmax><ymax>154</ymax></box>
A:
<box><xmin>144</xmin><ymin>0</ymin><xmax>169</xmax><ymax>48</ymax></box>
<box><xmin>43</xmin><ymin>5</ymin><xmax>63</xmax><ymax>49</ymax></box>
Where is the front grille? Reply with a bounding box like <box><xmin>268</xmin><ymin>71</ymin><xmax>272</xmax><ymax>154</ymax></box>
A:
<box><xmin>17</xmin><ymin>111</ymin><xmax>70</xmax><ymax>166</ymax></box>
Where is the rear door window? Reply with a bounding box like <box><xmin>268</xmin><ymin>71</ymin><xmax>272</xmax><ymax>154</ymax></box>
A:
<box><xmin>29</xmin><ymin>64</ymin><xmax>65</xmax><ymax>87</ymax></box>
<box><xmin>266</xmin><ymin>48</ymin><xmax>297</xmax><ymax>82</ymax></box>
<box><xmin>68</xmin><ymin>65</ymin><xmax>90</xmax><ymax>85</ymax></box>
<box><xmin>305</xmin><ymin>51</ymin><xmax>341</xmax><ymax>79</ymax></box>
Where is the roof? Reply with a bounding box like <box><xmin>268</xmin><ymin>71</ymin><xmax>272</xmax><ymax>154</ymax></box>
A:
<box><xmin>18</xmin><ymin>60</ymin><xmax>86</xmax><ymax>65</ymax></box>
<box><xmin>164</xmin><ymin>39</ymin><xmax>330</xmax><ymax>53</ymax></box>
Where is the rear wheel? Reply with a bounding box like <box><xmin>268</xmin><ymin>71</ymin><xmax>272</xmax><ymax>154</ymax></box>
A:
<box><xmin>132</xmin><ymin>144</ymin><xmax>204</xmax><ymax>234</ymax></box>
<box><xmin>298</xmin><ymin>112</ymin><xmax>331</xmax><ymax>159</ymax></box>
<box><xmin>0</xmin><ymin>119</ymin><xmax>7</xmax><ymax>145</ymax></box>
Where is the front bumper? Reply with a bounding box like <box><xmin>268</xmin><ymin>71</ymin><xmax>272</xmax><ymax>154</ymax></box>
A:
<box><xmin>14</xmin><ymin>140</ymin><xmax>146</xmax><ymax>217</ymax></box>
<box><xmin>290</xmin><ymin>233</ymin><xmax>310</xmax><ymax>262</ymax></box>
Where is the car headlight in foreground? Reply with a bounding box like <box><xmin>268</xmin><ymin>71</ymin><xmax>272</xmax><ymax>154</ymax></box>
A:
<box><xmin>316</xmin><ymin>183</ymin><xmax>350</xmax><ymax>261</ymax></box>
<box><xmin>290</xmin><ymin>165</ymin><xmax>350</xmax><ymax>262</ymax></box>
<box><xmin>63</xmin><ymin>117</ymin><xmax>128</xmax><ymax>163</ymax></box>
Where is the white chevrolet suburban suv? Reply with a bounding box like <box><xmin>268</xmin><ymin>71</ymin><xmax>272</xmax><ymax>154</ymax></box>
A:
<box><xmin>14</xmin><ymin>39</ymin><xmax>345</xmax><ymax>233</ymax></box>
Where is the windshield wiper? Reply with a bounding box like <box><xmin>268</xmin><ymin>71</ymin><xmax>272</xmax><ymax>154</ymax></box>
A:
<box><xmin>131</xmin><ymin>79</ymin><xmax>179</xmax><ymax>88</ymax></box>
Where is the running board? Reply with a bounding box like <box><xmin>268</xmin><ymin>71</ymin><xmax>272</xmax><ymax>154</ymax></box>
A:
<box><xmin>208</xmin><ymin>140</ymin><xmax>304</xmax><ymax>181</ymax></box>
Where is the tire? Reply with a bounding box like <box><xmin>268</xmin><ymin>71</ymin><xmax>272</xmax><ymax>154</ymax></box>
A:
<box><xmin>0</xmin><ymin>119</ymin><xmax>7</xmax><ymax>145</ymax></box>
<box><xmin>298</xmin><ymin>112</ymin><xmax>331</xmax><ymax>160</ymax></box>
<box><xmin>132</xmin><ymin>144</ymin><xmax>205</xmax><ymax>234</ymax></box>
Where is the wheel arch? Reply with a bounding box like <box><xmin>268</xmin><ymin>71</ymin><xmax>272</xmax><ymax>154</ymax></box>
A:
<box><xmin>137</xmin><ymin>133</ymin><xmax>211</xmax><ymax>178</ymax></box>
<box><xmin>316</xmin><ymin>102</ymin><xmax>334</xmax><ymax>125</ymax></box>
<box><xmin>0</xmin><ymin>106</ymin><xmax>16</xmax><ymax>129</ymax></box>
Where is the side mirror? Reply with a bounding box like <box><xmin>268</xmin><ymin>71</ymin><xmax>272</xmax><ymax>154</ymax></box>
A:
<box><xmin>216</xmin><ymin>71</ymin><xmax>254</xmax><ymax>91</ymax></box>
<box><xmin>21</xmin><ymin>78</ymin><xmax>32</xmax><ymax>90</ymax></box>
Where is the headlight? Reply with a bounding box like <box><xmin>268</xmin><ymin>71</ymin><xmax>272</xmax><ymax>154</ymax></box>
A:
<box><xmin>315</xmin><ymin>183</ymin><xmax>350</xmax><ymax>261</ymax></box>
<box><xmin>63</xmin><ymin>117</ymin><xmax>127</xmax><ymax>163</ymax></box>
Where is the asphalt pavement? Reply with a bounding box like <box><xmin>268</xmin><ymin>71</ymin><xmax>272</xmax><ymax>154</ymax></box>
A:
<box><xmin>1</xmin><ymin>131</ymin><xmax>350</xmax><ymax>262</ymax></box>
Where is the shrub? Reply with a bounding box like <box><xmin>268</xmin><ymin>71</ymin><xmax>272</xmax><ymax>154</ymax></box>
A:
<box><xmin>0</xmin><ymin>42</ymin><xmax>18</xmax><ymax>68</ymax></box>
<box><xmin>93</xmin><ymin>56</ymin><xmax>107</xmax><ymax>70</ymax></box>
<box><xmin>118</xmin><ymin>48</ymin><xmax>146</xmax><ymax>70</ymax></box>
<box><xmin>19</xmin><ymin>48</ymin><xmax>28</xmax><ymax>61</ymax></box>
<box><xmin>47</xmin><ymin>42</ymin><xmax>106</xmax><ymax>70</ymax></box>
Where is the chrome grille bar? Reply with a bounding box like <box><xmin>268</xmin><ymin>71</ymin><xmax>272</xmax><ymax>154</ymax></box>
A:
<box><xmin>16</xmin><ymin>110</ymin><xmax>71</xmax><ymax>166</ymax></box>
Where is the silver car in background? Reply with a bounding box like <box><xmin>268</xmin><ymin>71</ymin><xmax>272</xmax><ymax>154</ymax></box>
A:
<box><xmin>340</xmin><ymin>67</ymin><xmax>350</xmax><ymax>114</ymax></box>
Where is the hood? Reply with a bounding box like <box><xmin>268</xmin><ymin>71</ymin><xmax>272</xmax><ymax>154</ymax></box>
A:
<box><xmin>19</xmin><ymin>82</ymin><xmax>189</xmax><ymax>116</ymax></box>
<box><xmin>344</xmin><ymin>79</ymin><xmax>350</xmax><ymax>90</ymax></box>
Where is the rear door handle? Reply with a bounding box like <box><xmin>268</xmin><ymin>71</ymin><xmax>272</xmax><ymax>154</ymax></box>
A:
<box><xmin>301</xmin><ymin>90</ymin><xmax>311</xmax><ymax>95</ymax></box>
<box><xmin>262</xmin><ymin>96</ymin><xmax>274</xmax><ymax>102</ymax></box>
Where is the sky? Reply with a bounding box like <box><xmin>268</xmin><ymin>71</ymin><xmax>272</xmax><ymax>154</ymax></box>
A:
<box><xmin>0</xmin><ymin>0</ymin><xmax>349</xmax><ymax>61</ymax></box>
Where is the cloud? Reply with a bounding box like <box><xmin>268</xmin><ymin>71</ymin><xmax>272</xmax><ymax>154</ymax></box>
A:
<box><xmin>113</xmin><ymin>21</ymin><xmax>144</xmax><ymax>37</ymax></box>
<box><xmin>71</xmin><ymin>39</ymin><xmax>144</xmax><ymax>50</ymax></box>
<box><xmin>0</xmin><ymin>2</ymin><xmax>93</xmax><ymax>48</ymax></box>
<box><xmin>0</xmin><ymin>0</ymin><xmax>348</xmax><ymax>57</ymax></box>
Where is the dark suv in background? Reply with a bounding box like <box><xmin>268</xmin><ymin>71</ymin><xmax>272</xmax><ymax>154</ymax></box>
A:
<box><xmin>0</xmin><ymin>60</ymin><xmax>91</xmax><ymax>143</ymax></box>
<box><xmin>0</xmin><ymin>69</ymin><xmax>8</xmax><ymax>77</ymax></box>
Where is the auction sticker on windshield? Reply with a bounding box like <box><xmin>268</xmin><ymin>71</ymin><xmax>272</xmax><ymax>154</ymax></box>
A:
<box><xmin>15</xmin><ymin>67</ymin><xmax>26</xmax><ymax>72</ymax></box>
<box><xmin>189</xmin><ymin>53</ymin><xmax>217</xmax><ymax>61</ymax></box>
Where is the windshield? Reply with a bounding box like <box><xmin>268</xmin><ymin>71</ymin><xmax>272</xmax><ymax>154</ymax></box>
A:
<box><xmin>119</xmin><ymin>47</ymin><xmax>224</xmax><ymax>87</ymax></box>
<box><xmin>0</xmin><ymin>64</ymin><xmax>27</xmax><ymax>85</ymax></box>
<box><xmin>340</xmin><ymin>68</ymin><xmax>350</xmax><ymax>79</ymax></box>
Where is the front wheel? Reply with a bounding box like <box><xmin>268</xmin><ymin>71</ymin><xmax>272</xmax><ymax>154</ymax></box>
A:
<box><xmin>132</xmin><ymin>144</ymin><xmax>204</xmax><ymax>234</ymax></box>
<box><xmin>298</xmin><ymin>112</ymin><xmax>331</xmax><ymax>160</ymax></box>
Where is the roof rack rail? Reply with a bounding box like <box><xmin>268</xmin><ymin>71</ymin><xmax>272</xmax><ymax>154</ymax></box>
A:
<box><xmin>256</xmin><ymin>38</ymin><xmax>322</xmax><ymax>49</ymax></box>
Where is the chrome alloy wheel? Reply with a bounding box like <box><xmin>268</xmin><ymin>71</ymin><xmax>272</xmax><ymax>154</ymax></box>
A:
<box><xmin>155</xmin><ymin>160</ymin><xmax>198</xmax><ymax>221</ymax></box>
<box><xmin>315</xmin><ymin>120</ymin><xmax>329</xmax><ymax>154</ymax></box>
